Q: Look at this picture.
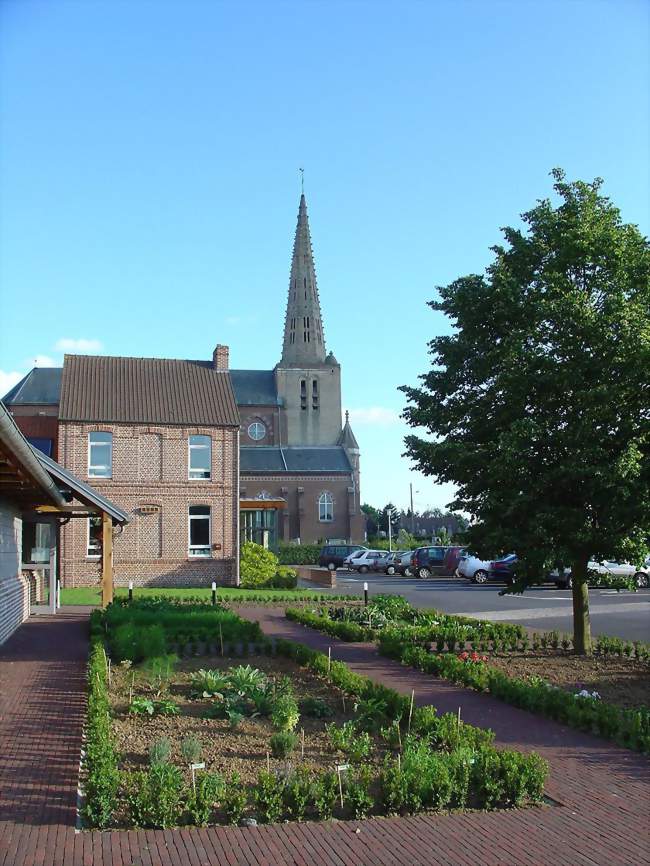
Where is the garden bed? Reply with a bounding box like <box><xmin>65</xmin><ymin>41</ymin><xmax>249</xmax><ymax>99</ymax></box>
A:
<box><xmin>109</xmin><ymin>653</ymin><xmax>358</xmax><ymax>792</ymax></box>
<box><xmin>485</xmin><ymin>651</ymin><xmax>649</xmax><ymax>710</ymax></box>
<box><xmin>83</xmin><ymin>600</ymin><xmax>550</xmax><ymax>830</ymax></box>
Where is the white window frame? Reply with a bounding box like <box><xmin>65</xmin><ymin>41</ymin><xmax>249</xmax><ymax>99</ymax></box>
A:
<box><xmin>188</xmin><ymin>505</ymin><xmax>211</xmax><ymax>557</ymax></box>
<box><xmin>88</xmin><ymin>431</ymin><xmax>112</xmax><ymax>478</ymax></box>
<box><xmin>188</xmin><ymin>435</ymin><xmax>211</xmax><ymax>480</ymax></box>
<box><xmin>247</xmin><ymin>421</ymin><xmax>266</xmax><ymax>441</ymax></box>
<box><xmin>87</xmin><ymin>516</ymin><xmax>102</xmax><ymax>558</ymax></box>
<box><xmin>318</xmin><ymin>491</ymin><xmax>334</xmax><ymax>522</ymax></box>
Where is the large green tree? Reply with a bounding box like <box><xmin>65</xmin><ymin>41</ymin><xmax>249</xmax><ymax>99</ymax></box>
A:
<box><xmin>402</xmin><ymin>170</ymin><xmax>650</xmax><ymax>653</ymax></box>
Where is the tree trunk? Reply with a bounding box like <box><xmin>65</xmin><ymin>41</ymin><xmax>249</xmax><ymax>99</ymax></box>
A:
<box><xmin>571</xmin><ymin>555</ymin><xmax>592</xmax><ymax>655</ymax></box>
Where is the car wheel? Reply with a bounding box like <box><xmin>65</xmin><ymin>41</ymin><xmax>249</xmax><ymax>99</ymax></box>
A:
<box><xmin>634</xmin><ymin>572</ymin><xmax>649</xmax><ymax>589</ymax></box>
<box><xmin>327</xmin><ymin>562</ymin><xmax>337</xmax><ymax>571</ymax></box>
<box><xmin>417</xmin><ymin>567</ymin><xmax>431</xmax><ymax>579</ymax></box>
<box><xmin>359</xmin><ymin>565</ymin><xmax>369</xmax><ymax>574</ymax></box>
<box><xmin>386</xmin><ymin>566</ymin><xmax>395</xmax><ymax>575</ymax></box>
<box><xmin>473</xmin><ymin>570</ymin><xmax>488</xmax><ymax>585</ymax></box>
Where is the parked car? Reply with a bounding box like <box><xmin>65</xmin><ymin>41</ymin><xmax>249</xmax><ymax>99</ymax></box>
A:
<box><xmin>458</xmin><ymin>554</ymin><xmax>493</xmax><ymax>584</ymax></box>
<box><xmin>319</xmin><ymin>544</ymin><xmax>366</xmax><ymax>570</ymax></box>
<box><xmin>370</xmin><ymin>551</ymin><xmax>401</xmax><ymax>575</ymax></box>
<box><xmin>394</xmin><ymin>549</ymin><xmax>415</xmax><ymax>576</ymax></box>
<box><xmin>553</xmin><ymin>559</ymin><xmax>650</xmax><ymax>589</ymax></box>
<box><xmin>345</xmin><ymin>549</ymin><xmax>385</xmax><ymax>574</ymax></box>
<box><xmin>486</xmin><ymin>554</ymin><xmax>518</xmax><ymax>584</ymax></box>
<box><xmin>410</xmin><ymin>546</ymin><xmax>465</xmax><ymax>579</ymax></box>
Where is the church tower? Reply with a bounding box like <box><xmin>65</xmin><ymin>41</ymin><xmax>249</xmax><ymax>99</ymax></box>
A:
<box><xmin>276</xmin><ymin>193</ymin><xmax>343</xmax><ymax>446</ymax></box>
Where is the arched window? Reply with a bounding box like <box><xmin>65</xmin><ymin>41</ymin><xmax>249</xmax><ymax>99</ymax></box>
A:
<box><xmin>318</xmin><ymin>492</ymin><xmax>333</xmax><ymax>522</ymax></box>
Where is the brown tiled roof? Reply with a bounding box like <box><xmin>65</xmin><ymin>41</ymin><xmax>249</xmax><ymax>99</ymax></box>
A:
<box><xmin>59</xmin><ymin>355</ymin><xmax>240</xmax><ymax>427</ymax></box>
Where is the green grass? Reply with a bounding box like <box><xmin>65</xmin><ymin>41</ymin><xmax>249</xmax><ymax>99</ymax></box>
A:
<box><xmin>61</xmin><ymin>586</ymin><xmax>353</xmax><ymax>606</ymax></box>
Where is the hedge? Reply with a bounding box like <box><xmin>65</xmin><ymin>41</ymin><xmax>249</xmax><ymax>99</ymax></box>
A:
<box><xmin>83</xmin><ymin>641</ymin><xmax>120</xmax><ymax>827</ymax></box>
<box><xmin>278</xmin><ymin>543</ymin><xmax>321</xmax><ymax>565</ymax></box>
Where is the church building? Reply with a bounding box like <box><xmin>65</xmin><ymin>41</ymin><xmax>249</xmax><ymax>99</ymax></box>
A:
<box><xmin>2</xmin><ymin>193</ymin><xmax>364</xmax><ymax>587</ymax></box>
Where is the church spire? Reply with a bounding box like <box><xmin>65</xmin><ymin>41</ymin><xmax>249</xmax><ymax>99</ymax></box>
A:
<box><xmin>280</xmin><ymin>193</ymin><xmax>327</xmax><ymax>366</ymax></box>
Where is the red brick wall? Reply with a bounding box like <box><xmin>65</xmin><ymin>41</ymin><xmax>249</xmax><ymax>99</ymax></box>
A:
<box><xmin>8</xmin><ymin>408</ymin><xmax>59</xmax><ymax>460</ymax></box>
<box><xmin>58</xmin><ymin>421</ymin><xmax>239</xmax><ymax>587</ymax></box>
<box><xmin>240</xmin><ymin>475</ymin><xmax>364</xmax><ymax>543</ymax></box>
<box><xmin>238</xmin><ymin>405</ymin><xmax>279</xmax><ymax>446</ymax></box>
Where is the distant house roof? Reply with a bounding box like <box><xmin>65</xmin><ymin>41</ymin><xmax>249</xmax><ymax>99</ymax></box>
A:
<box><xmin>59</xmin><ymin>354</ymin><xmax>240</xmax><ymax>427</ymax></box>
<box><xmin>230</xmin><ymin>370</ymin><xmax>280</xmax><ymax>406</ymax></box>
<box><xmin>2</xmin><ymin>368</ymin><xmax>62</xmax><ymax>405</ymax></box>
<box><xmin>240</xmin><ymin>446</ymin><xmax>352</xmax><ymax>474</ymax></box>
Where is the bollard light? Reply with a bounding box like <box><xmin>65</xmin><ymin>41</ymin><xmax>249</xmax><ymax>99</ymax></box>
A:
<box><xmin>128</xmin><ymin>580</ymin><xmax>133</xmax><ymax>602</ymax></box>
<box><xmin>363</xmin><ymin>581</ymin><xmax>369</xmax><ymax>607</ymax></box>
<box><xmin>211</xmin><ymin>581</ymin><xmax>217</xmax><ymax>606</ymax></box>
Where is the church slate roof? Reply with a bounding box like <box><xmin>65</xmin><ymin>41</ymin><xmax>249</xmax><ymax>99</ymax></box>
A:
<box><xmin>240</xmin><ymin>446</ymin><xmax>352</xmax><ymax>474</ymax></box>
<box><xmin>230</xmin><ymin>370</ymin><xmax>280</xmax><ymax>406</ymax></box>
<box><xmin>59</xmin><ymin>354</ymin><xmax>240</xmax><ymax>427</ymax></box>
<box><xmin>2</xmin><ymin>368</ymin><xmax>62</xmax><ymax>405</ymax></box>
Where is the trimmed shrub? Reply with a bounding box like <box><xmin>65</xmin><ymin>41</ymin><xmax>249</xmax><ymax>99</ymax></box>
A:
<box><xmin>269</xmin><ymin>731</ymin><xmax>298</xmax><ymax>758</ymax></box>
<box><xmin>240</xmin><ymin>542</ymin><xmax>279</xmax><ymax>587</ymax></box>
<box><xmin>278</xmin><ymin>543</ymin><xmax>321</xmax><ymax>565</ymax></box>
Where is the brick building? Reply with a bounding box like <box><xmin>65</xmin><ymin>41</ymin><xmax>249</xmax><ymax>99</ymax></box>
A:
<box><xmin>57</xmin><ymin>354</ymin><xmax>240</xmax><ymax>587</ymax></box>
<box><xmin>3</xmin><ymin>192</ymin><xmax>364</xmax><ymax>585</ymax></box>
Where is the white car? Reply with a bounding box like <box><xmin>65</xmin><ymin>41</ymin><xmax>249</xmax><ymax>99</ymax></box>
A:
<box><xmin>554</xmin><ymin>560</ymin><xmax>649</xmax><ymax>589</ymax></box>
<box><xmin>344</xmin><ymin>549</ymin><xmax>385</xmax><ymax>574</ymax></box>
<box><xmin>457</xmin><ymin>554</ymin><xmax>492</xmax><ymax>584</ymax></box>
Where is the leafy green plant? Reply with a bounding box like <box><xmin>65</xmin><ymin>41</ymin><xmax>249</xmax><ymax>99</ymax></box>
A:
<box><xmin>253</xmin><ymin>770</ymin><xmax>284</xmax><ymax>823</ymax></box>
<box><xmin>143</xmin><ymin>654</ymin><xmax>177</xmax><ymax>697</ymax></box>
<box><xmin>124</xmin><ymin>764</ymin><xmax>184</xmax><ymax>828</ymax></box>
<box><xmin>186</xmin><ymin>772</ymin><xmax>224</xmax><ymax>826</ymax></box>
<box><xmin>345</xmin><ymin>767</ymin><xmax>374</xmax><ymax>819</ymax></box>
<box><xmin>312</xmin><ymin>771</ymin><xmax>339</xmax><ymax>820</ymax></box>
<box><xmin>180</xmin><ymin>735</ymin><xmax>203</xmax><ymax>764</ymax></box>
<box><xmin>269</xmin><ymin>731</ymin><xmax>297</xmax><ymax>759</ymax></box>
<box><xmin>223</xmin><ymin>773</ymin><xmax>248</xmax><ymax>824</ymax></box>
<box><xmin>240</xmin><ymin>541</ymin><xmax>279</xmax><ymax>586</ymax></box>
<box><xmin>190</xmin><ymin>668</ymin><xmax>230</xmax><ymax>698</ymax></box>
<box><xmin>154</xmin><ymin>698</ymin><xmax>180</xmax><ymax>716</ymax></box>
<box><xmin>299</xmin><ymin>696</ymin><xmax>334</xmax><ymax>718</ymax></box>
<box><xmin>148</xmin><ymin>737</ymin><xmax>171</xmax><ymax>767</ymax></box>
<box><xmin>271</xmin><ymin>693</ymin><xmax>300</xmax><ymax>732</ymax></box>
<box><xmin>282</xmin><ymin>767</ymin><xmax>312</xmax><ymax>821</ymax></box>
<box><xmin>227</xmin><ymin>709</ymin><xmax>245</xmax><ymax>729</ymax></box>
<box><xmin>229</xmin><ymin>664</ymin><xmax>267</xmax><ymax>693</ymax></box>
<box><xmin>129</xmin><ymin>696</ymin><xmax>155</xmax><ymax>716</ymax></box>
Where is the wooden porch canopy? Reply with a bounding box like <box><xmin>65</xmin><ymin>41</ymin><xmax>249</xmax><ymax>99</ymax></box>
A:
<box><xmin>0</xmin><ymin>401</ymin><xmax>129</xmax><ymax>608</ymax></box>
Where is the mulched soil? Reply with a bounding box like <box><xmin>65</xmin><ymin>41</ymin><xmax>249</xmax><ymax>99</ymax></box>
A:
<box><xmin>485</xmin><ymin>651</ymin><xmax>649</xmax><ymax>709</ymax></box>
<box><xmin>109</xmin><ymin>654</ymin><xmax>368</xmax><ymax>791</ymax></box>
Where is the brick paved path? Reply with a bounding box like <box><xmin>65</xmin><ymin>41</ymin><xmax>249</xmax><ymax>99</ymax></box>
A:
<box><xmin>1</xmin><ymin>607</ymin><xmax>648</xmax><ymax>866</ymax></box>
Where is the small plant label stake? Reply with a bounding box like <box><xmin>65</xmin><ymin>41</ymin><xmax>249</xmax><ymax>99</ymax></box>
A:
<box><xmin>266</xmin><ymin>751</ymin><xmax>270</xmax><ymax>773</ymax></box>
<box><xmin>301</xmin><ymin>728</ymin><xmax>305</xmax><ymax>758</ymax></box>
<box><xmin>407</xmin><ymin>690</ymin><xmax>415</xmax><ymax>732</ymax></box>
<box><xmin>190</xmin><ymin>762</ymin><xmax>206</xmax><ymax>794</ymax></box>
<box><xmin>335</xmin><ymin>763</ymin><xmax>349</xmax><ymax>808</ymax></box>
<box><xmin>341</xmin><ymin>695</ymin><xmax>346</xmax><ymax>713</ymax></box>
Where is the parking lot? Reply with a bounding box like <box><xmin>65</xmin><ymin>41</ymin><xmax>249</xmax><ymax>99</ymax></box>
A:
<box><xmin>315</xmin><ymin>571</ymin><xmax>650</xmax><ymax>642</ymax></box>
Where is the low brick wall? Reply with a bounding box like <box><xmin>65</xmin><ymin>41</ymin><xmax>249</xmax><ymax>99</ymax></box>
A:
<box><xmin>295</xmin><ymin>566</ymin><xmax>337</xmax><ymax>588</ymax></box>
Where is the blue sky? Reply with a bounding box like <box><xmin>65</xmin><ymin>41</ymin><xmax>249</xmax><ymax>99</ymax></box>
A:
<box><xmin>1</xmin><ymin>0</ymin><xmax>648</xmax><ymax>512</ymax></box>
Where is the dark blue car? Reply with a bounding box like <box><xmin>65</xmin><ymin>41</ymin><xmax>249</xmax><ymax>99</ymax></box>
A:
<box><xmin>487</xmin><ymin>554</ymin><xmax>517</xmax><ymax>584</ymax></box>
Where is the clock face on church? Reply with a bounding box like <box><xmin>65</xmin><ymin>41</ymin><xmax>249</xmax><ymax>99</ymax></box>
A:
<box><xmin>247</xmin><ymin>421</ymin><xmax>266</xmax><ymax>441</ymax></box>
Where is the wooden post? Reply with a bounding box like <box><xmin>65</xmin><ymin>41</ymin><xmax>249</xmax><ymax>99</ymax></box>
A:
<box><xmin>101</xmin><ymin>512</ymin><xmax>114</xmax><ymax>608</ymax></box>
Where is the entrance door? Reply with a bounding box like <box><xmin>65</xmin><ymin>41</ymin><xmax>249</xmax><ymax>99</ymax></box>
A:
<box><xmin>22</xmin><ymin>519</ymin><xmax>57</xmax><ymax>614</ymax></box>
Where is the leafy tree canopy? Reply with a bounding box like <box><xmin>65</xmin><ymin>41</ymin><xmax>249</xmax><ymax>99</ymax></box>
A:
<box><xmin>402</xmin><ymin>170</ymin><xmax>650</xmax><ymax>652</ymax></box>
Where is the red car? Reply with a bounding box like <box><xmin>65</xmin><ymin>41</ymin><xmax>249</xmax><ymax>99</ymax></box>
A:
<box><xmin>410</xmin><ymin>546</ymin><xmax>465</xmax><ymax>579</ymax></box>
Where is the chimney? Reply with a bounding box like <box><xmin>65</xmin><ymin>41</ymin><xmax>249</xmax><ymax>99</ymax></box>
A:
<box><xmin>213</xmin><ymin>344</ymin><xmax>229</xmax><ymax>370</ymax></box>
